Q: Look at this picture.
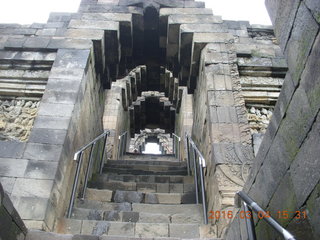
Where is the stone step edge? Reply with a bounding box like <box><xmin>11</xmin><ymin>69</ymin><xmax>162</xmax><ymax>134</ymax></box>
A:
<box><xmin>27</xmin><ymin>229</ymin><xmax>221</xmax><ymax>240</ymax></box>
<box><xmin>88</xmin><ymin>180</ymin><xmax>195</xmax><ymax>193</ymax></box>
<box><xmin>85</xmin><ymin>188</ymin><xmax>196</xmax><ymax>204</ymax></box>
<box><xmin>71</xmin><ymin>207</ymin><xmax>203</xmax><ymax>223</ymax></box>
<box><xmin>54</xmin><ymin>219</ymin><xmax>218</xmax><ymax>238</ymax></box>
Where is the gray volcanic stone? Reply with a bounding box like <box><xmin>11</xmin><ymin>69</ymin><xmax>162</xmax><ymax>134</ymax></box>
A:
<box><xmin>113</xmin><ymin>190</ymin><xmax>144</xmax><ymax>203</ymax></box>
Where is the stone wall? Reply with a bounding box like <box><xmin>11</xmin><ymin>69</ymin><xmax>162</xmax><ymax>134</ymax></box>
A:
<box><xmin>226</xmin><ymin>0</ymin><xmax>320</xmax><ymax>239</ymax></box>
<box><xmin>175</xmin><ymin>86</ymin><xmax>193</xmax><ymax>161</ymax></box>
<box><xmin>0</xmin><ymin>182</ymin><xmax>27</xmax><ymax>240</ymax></box>
<box><xmin>103</xmin><ymin>78</ymin><xmax>130</xmax><ymax>159</ymax></box>
<box><xmin>0</xmin><ymin>15</ymin><xmax>106</xmax><ymax>231</ymax></box>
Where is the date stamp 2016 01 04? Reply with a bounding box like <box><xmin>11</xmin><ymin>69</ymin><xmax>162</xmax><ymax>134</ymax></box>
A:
<box><xmin>208</xmin><ymin>210</ymin><xmax>307</xmax><ymax>220</ymax></box>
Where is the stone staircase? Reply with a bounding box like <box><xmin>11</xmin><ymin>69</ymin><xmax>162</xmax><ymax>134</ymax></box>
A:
<box><xmin>26</xmin><ymin>154</ymin><xmax>221</xmax><ymax>239</ymax></box>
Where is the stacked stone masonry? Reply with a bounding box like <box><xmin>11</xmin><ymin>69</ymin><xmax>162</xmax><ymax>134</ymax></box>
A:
<box><xmin>226</xmin><ymin>0</ymin><xmax>320</xmax><ymax>239</ymax></box>
<box><xmin>2</xmin><ymin>0</ymin><xmax>316</xmax><ymax>239</ymax></box>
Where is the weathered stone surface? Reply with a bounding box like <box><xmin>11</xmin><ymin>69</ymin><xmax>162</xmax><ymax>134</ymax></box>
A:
<box><xmin>108</xmin><ymin>222</ymin><xmax>134</xmax><ymax>236</ymax></box>
<box><xmin>113</xmin><ymin>190</ymin><xmax>144</xmax><ymax>203</ymax></box>
<box><xmin>139</xmin><ymin>212</ymin><xmax>170</xmax><ymax>223</ymax></box>
<box><xmin>0</xmin><ymin>141</ymin><xmax>25</xmax><ymax>158</ymax></box>
<box><xmin>86</xmin><ymin>189</ymin><xmax>113</xmax><ymax>202</ymax></box>
<box><xmin>0</xmin><ymin>158</ymin><xmax>28</xmax><ymax>177</ymax></box>
<box><xmin>23</xmin><ymin>143</ymin><xmax>63</xmax><ymax>161</ymax></box>
<box><xmin>12</xmin><ymin>178</ymin><xmax>53</xmax><ymax>198</ymax></box>
<box><xmin>169</xmin><ymin>224</ymin><xmax>199</xmax><ymax>238</ymax></box>
<box><xmin>285</xmin><ymin>3</ymin><xmax>319</xmax><ymax>86</ymax></box>
<box><xmin>290</xmin><ymin>112</ymin><xmax>320</xmax><ymax>207</ymax></box>
<box><xmin>135</xmin><ymin>223</ymin><xmax>168</xmax><ymax>238</ymax></box>
<box><xmin>80</xmin><ymin>220</ymin><xmax>109</xmax><ymax>235</ymax></box>
<box><xmin>24</xmin><ymin>160</ymin><xmax>57</xmax><ymax>179</ymax></box>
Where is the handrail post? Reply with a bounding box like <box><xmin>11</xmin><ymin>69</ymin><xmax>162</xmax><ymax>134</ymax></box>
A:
<box><xmin>199</xmin><ymin>159</ymin><xmax>208</xmax><ymax>224</ymax></box>
<box><xmin>117</xmin><ymin>135</ymin><xmax>121</xmax><ymax>159</ymax></box>
<box><xmin>243</xmin><ymin>202</ymin><xmax>257</xmax><ymax>240</ymax></box>
<box><xmin>186</xmin><ymin>135</ymin><xmax>191</xmax><ymax>176</ymax></box>
<box><xmin>177</xmin><ymin>137</ymin><xmax>180</xmax><ymax>161</ymax></box>
<box><xmin>99</xmin><ymin>133</ymin><xmax>108</xmax><ymax>174</ymax></box>
<box><xmin>67</xmin><ymin>151</ymin><xmax>84</xmax><ymax>218</ymax></box>
<box><xmin>192</xmin><ymin>148</ymin><xmax>199</xmax><ymax>204</ymax></box>
<box><xmin>81</xmin><ymin>143</ymin><xmax>96</xmax><ymax>199</ymax></box>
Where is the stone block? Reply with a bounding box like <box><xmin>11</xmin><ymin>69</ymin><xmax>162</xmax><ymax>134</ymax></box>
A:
<box><xmin>169</xmin><ymin>184</ymin><xmax>183</xmax><ymax>193</ymax></box>
<box><xmin>286</xmin><ymin>2</ymin><xmax>319</xmax><ymax>86</ymax></box>
<box><xmin>267</xmin><ymin>172</ymin><xmax>298</xmax><ymax>226</ymax></box>
<box><xmin>306</xmin><ymin>182</ymin><xmax>320</xmax><ymax>239</ymax></box>
<box><xmin>26</xmin><ymin>231</ymin><xmax>73</xmax><ymax>240</ymax></box>
<box><xmin>0</xmin><ymin>177</ymin><xmax>16</xmax><ymax>194</ymax></box>
<box><xmin>73</xmin><ymin>235</ymin><xmax>99</xmax><ymax>240</ymax></box>
<box><xmin>0</xmin><ymin>158</ymin><xmax>28</xmax><ymax>178</ymax></box>
<box><xmin>300</xmin><ymin>32</ymin><xmax>320</xmax><ymax>113</ymax></box>
<box><xmin>23</xmin><ymin>37</ymin><xmax>50</xmax><ymax>49</ymax></box>
<box><xmin>135</xmin><ymin>223</ymin><xmax>168</xmax><ymax>238</ymax></box>
<box><xmin>80</xmin><ymin>220</ymin><xmax>109</xmax><ymax>235</ymax></box>
<box><xmin>266</xmin><ymin>0</ymin><xmax>300</xmax><ymax>50</ymax></box>
<box><xmin>24</xmin><ymin>161</ymin><xmax>58</xmax><ymax>180</ymax></box>
<box><xmin>23</xmin><ymin>143</ymin><xmax>63</xmax><ymax>161</ymax></box>
<box><xmin>305</xmin><ymin>0</ymin><xmax>320</xmax><ymax>24</ymax></box>
<box><xmin>156</xmin><ymin>183</ymin><xmax>169</xmax><ymax>193</ymax></box>
<box><xmin>169</xmin><ymin>224</ymin><xmax>199</xmax><ymax>238</ymax></box>
<box><xmin>29</xmin><ymin>129</ymin><xmax>67</xmax><ymax>145</ymax></box>
<box><xmin>208</xmin><ymin>91</ymin><xmax>235</xmax><ymax>107</ymax></box>
<box><xmin>13</xmin><ymin>197</ymin><xmax>49</xmax><ymax>220</ymax></box>
<box><xmin>42</xmin><ymin>90</ymin><xmax>79</xmax><ymax>105</ymax></box>
<box><xmin>121</xmin><ymin>211</ymin><xmax>139</xmax><ymax>223</ymax></box>
<box><xmin>38</xmin><ymin>103</ymin><xmax>74</xmax><ymax>117</ymax></box>
<box><xmin>171</xmin><ymin>213</ymin><xmax>202</xmax><ymax>224</ymax></box>
<box><xmin>53</xmin><ymin>49</ymin><xmax>90</xmax><ymax>69</ymax></box>
<box><xmin>0</xmin><ymin>141</ymin><xmax>25</xmax><ymax>158</ymax></box>
<box><xmin>12</xmin><ymin>178</ymin><xmax>53</xmax><ymax>198</ymax></box>
<box><xmin>155</xmin><ymin>193</ymin><xmax>181</xmax><ymax>204</ymax></box>
<box><xmin>108</xmin><ymin>222</ymin><xmax>134</xmax><ymax>236</ymax></box>
<box><xmin>33</xmin><ymin>116</ymin><xmax>70</xmax><ymax>130</ymax></box>
<box><xmin>45</xmin><ymin>78</ymin><xmax>81</xmax><ymax>93</ymax></box>
<box><xmin>138</xmin><ymin>212</ymin><xmax>170</xmax><ymax>223</ymax></box>
<box><xmin>48</xmin><ymin>38</ymin><xmax>92</xmax><ymax>50</ymax></box>
<box><xmin>56</xmin><ymin>219</ymin><xmax>82</xmax><ymax>235</ymax></box>
<box><xmin>103</xmin><ymin>211</ymin><xmax>120</xmax><ymax>221</ymax></box>
<box><xmin>86</xmin><ymin>189</ymin><xmax>113</xmax><ymax>202</ymax></box>
<box><xmin>4</xmin><ymin>37</ymin><xmax>26</xmax><ymax>49</ymax></box>
<box><xmin>113</xmin><ymin>190</ymin><xmax>144</xmax><ymax>203</ymax></box>
<box><xmin>290</xmin><ymin>113</ymin><xmax>320</xmax><ymax>207</ymax></box>
<box><xmin>72</xmin><ymin>208</ymin><xmax>103</xmax><ymax>221</ymax></box>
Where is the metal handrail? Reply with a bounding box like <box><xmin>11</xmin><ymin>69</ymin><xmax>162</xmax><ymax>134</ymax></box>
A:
<box><xmin>236</xmin><ymin>191</ymin><xmax>296</xmax><ymax>240</ymax></box>
<box><xmin>185</xmin><ymin>133</ymin><xmax>208</xmax><ymax>224</ymax></box>
<box><xmin>172</xmin><ymin>133</ymin><xmax>181</xmax><ymax>161</ymax></box>
<box><xmin>67</xmin><ymin>130</ymin><xmax>110</xmax><ymax>218</ymax></box>
<box><xmin>117</xmin><ymin>131</ymin><xmax>128</xmax><ymax>159</ymax></box>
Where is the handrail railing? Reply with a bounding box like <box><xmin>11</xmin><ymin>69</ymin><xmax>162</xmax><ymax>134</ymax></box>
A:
<box><xmin>236</xmin><ymin>191</ymin><xmax>296</xmax><ymax>240</ymax></box>
<box><xmin>172</xmin><ymin>133</ymin><xmax>181</xmax><ymax>161</ymax></box>
<box><xmin>117</xmin><ymin>131</ymin><xmax>128</xmax><ymax>159</ymax></box>
<box><xmin>67</xmin><ymin>130</ymin><xmax>110</xmax><ymax>218</ymax></box>
<box><xmin>185</xmin><ymin>133</ymin><xmax>208</xmax><ymax>224</ymax></box>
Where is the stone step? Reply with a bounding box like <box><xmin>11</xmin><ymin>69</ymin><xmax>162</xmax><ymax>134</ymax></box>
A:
<box><xmin>89</xmin><ymin>179</ymin><xmax>195</xmax><ymax>193</ymax></box>
<box><xmin>55</xmin><ymin>219</ymin><xmax>214</xmax><ymax>239</ymax></box>
<box><xmin>105</xmin><ymin>162</ymin><xmax>187</xmax><ymax>171</ymax></box>
<box><xmin>106</xmin><ymin>159</ymin><xmax>186</xmax><ymax>166</ymax></box>
<box><xmin>96</xmin><ymin>173</ymin><xmax>194</xmax><ymax>184</ymax></box>
<box><xmin>102</xmin><ymin>167</ymin><xmax>187</xmax><ymax>175</ymax></box>
<box><xmin>75</xmin><ymin>199</ymin><xmax>202</xmax><ymax>215</ymax></box>
<box><xmin>27</xmin><ymin>230</ymin><xmax>221</xmax><ymax>240</ymax></box>
<box><xmin>71</xmin><ymin>207</ymin><xmax>203</xmax><ymax>224</ymax></box>
<box><xmin>121</xmin><ymin>153</ymin><xmax>178</xmax><ymax>162</ymax></box>
<box><xmin>85</xmin><ymin>188</ymin><xmax>196</xmax><ymax>204</ymax></box>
